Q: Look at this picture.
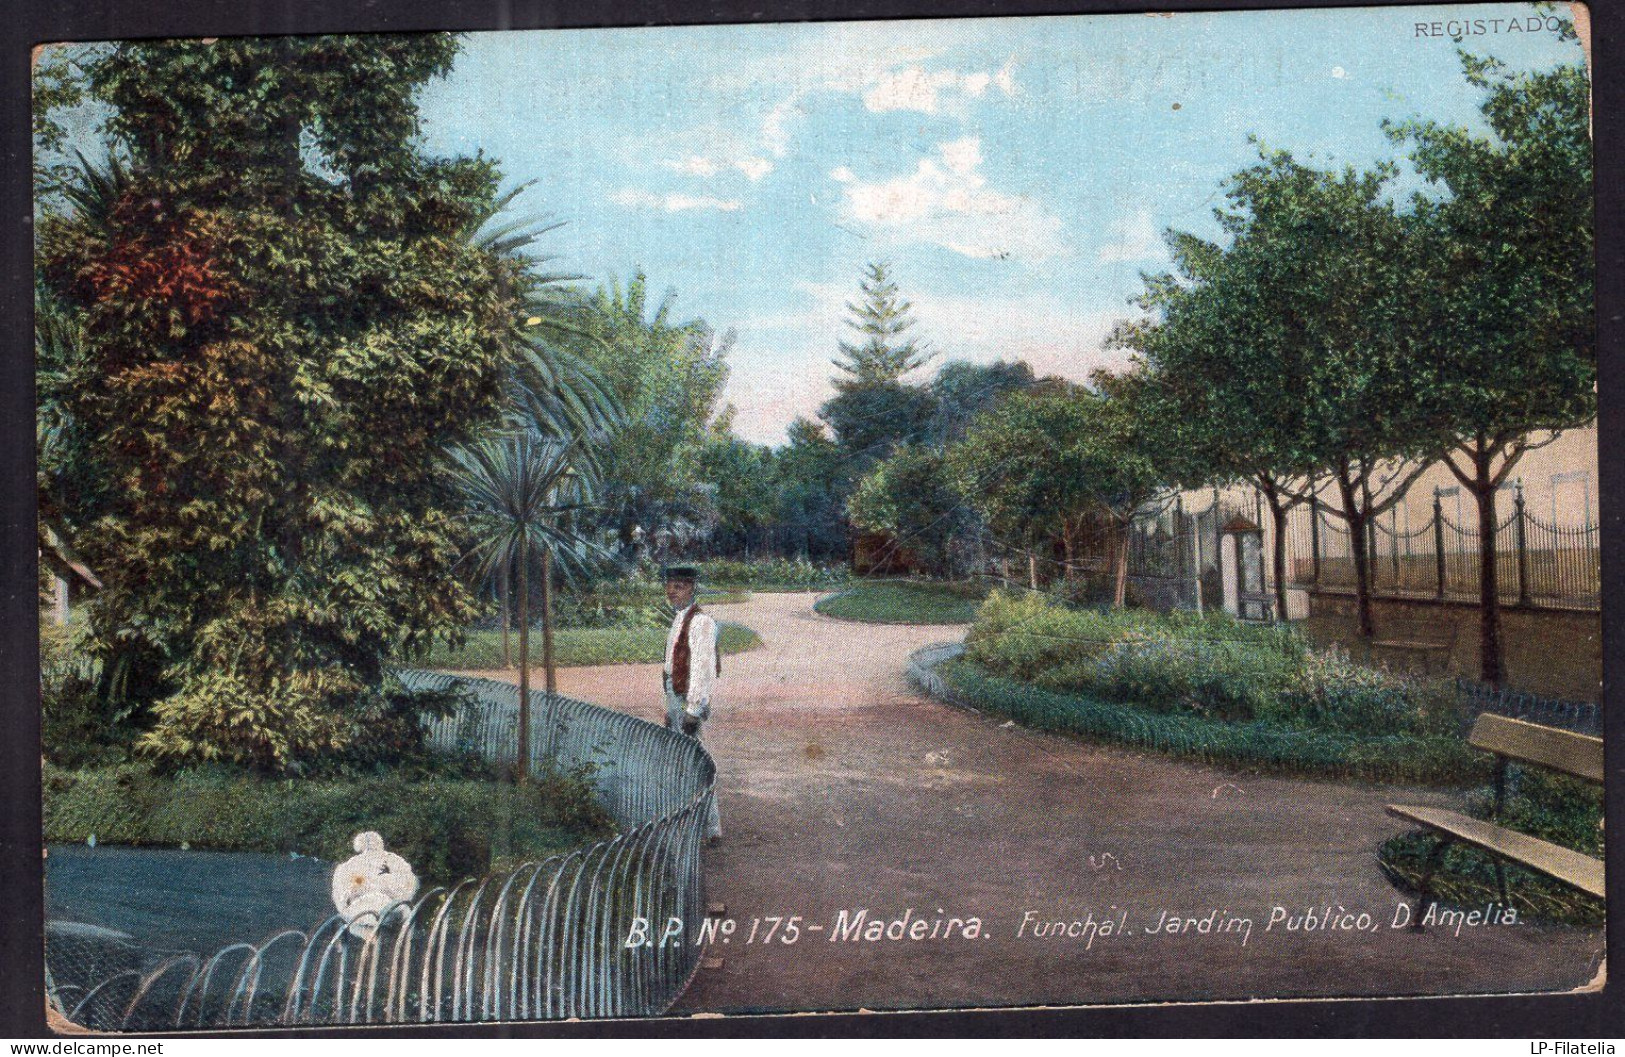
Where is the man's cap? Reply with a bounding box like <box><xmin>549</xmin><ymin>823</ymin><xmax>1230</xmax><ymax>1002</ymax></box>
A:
<box><xmin>662</xmin><ymin>565</ymin><xmax>699</xmax><ymax>583</ymax></box>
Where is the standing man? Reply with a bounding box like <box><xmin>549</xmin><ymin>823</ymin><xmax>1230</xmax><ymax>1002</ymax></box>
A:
<box><xmin>662</xmin><ymin>565</ymin><xmax>722</xmax><ymax>839</ymax></box>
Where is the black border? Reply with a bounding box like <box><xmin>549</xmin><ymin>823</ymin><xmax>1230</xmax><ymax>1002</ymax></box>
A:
<box><xmin>4</xmin><ymin>0</ymin><xmax>1620</xmax><ymax>1039</ymax></box>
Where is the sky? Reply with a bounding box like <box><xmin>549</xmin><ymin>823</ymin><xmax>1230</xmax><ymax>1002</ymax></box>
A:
<box><xmin>410</xmin><ymin>4</ymin><xmax>1580</xmax><ymax>444</ymax></box>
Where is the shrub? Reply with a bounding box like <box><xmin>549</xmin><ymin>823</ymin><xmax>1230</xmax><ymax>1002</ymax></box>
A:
<box><xmin>933</xmin><ymin>659</ymin><xmax>1483</xmax><ymax>785</ymax></box>
<box><xmin>695</xmin><ymin>557</ymin><xmax>849</xmax><ymax>590</ymax></box>
<box><xmin>964</xmin><ymin>590</ymin><xmax>1449</xmax><ymax>737</ymax></box>
<box><xmin>43</xmin><ymin>762</ymin><xmax>614</xmax><ymax>884</ymax></box>
<box><xmin>41</xmin><ymin>621</ymin><xmax>127</xmax><ymax>768</ymax></box>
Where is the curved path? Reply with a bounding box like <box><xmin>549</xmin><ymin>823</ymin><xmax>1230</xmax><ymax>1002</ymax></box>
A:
<box><xmin>468</xmin><ymin>592</ymin><xmax>1603</xmax><ymax>1015</ymax></box>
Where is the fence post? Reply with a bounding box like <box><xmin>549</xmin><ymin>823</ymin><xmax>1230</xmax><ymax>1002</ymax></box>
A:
<box><xmin>1433</xmin><ymin>488</ymin><xmax>1446</xmax><ymax>599</ymax></box>
<box><xmin>1515</xmin><ymin>479</ymin><xmax>1531</xmax><ymax>606</ymax></box>
<box><xmin>1390</xmin><ymin>513</ymin><xmax>1401</xmax><ymax>584</ymax></box>
<box><xmin>1309</xmin><ymin>495</ymin><xmax>1321</xmax><ymax>585</ymax></box>
<box><xmin>1212</xmin><ymin>487</ymin><xmax>1223</xmax><ymax>578</ymax></box>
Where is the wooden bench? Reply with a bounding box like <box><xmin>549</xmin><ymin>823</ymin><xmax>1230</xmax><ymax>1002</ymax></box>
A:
<box><xmin>1387</xmin><ymin>713</ymin><xmax>1603</xmax><ymax>929</ymax></box>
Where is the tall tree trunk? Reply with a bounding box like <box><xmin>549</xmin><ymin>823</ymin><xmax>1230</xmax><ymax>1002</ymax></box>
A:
<box><xmin>499</xmin><ymin>560</ymin><xmax>511</xmax><ymax>669</ymax></box>
<box><xmin>1259</xmin><ymin>478</ymin><xmax>1291</xmax><ymax>620</ymax></box>
<box><xmin>1028</xmin><ymin>552</ymin><xmax>1039</xmax><ymax>591</ymax></box>
<box><xmin>1471</xmin><ymin>445</ymin><xmax>1505</xmax><ymax>687</ymax></box>
<box><xmin>1062</xmin><ymin>529</ymin><xmax>1076</xmax><ymax>582</ymax></box>
<box><xmin>542</xmin><ymin>547</ymin><xmax>557</xmax><ymax>694</ymax></box>
<box><xmin>1336</xmin><ymin>470</ymin><xmax>1376</xmax><ymax>639</ymax></box>
<box><xmin>516</xmin><ymin>539</ymin><xmax>531</xmax><ymax>784</ymax></box>
<box><xmin>1112</xmin><ymin>520</ymin><xmax>1131</xmax><ymax>609</ymax></box>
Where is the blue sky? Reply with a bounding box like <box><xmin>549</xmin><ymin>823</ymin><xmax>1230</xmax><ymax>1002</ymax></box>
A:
<box><xmin>414</xmin><ymin>5</ymin><xmax>1580</xmax><ymax>443</ymax></box>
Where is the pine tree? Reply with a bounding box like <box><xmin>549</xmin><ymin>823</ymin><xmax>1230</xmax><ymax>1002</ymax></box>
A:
<box><xmin>832</xmin><ymin>262</ymin><xmax>932</xmax><ymax>389</ymax></box>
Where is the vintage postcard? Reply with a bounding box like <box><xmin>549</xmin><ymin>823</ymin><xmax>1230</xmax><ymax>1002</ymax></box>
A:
<box><xmin>30</xmin><ymin>1</ymin><xmax>1602</xmax><ymax>1032</ymax></box>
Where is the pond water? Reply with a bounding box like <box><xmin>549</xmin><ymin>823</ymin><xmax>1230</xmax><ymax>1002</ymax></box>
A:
<box><xmin>46</xmin><ymin>844</ymin><xmax>336</xmax><ymax>957</ymax></box>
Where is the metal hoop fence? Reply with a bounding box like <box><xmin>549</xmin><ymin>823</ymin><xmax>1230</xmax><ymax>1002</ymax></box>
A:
<box><xmin>46</xmin><ymin>670</ymin><xmax>715</xmax><ymax>1031</ymax></box>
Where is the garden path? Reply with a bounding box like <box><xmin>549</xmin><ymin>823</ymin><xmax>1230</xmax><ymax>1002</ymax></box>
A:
<box><xmin>469</xmin><ymin>591</ymin><xmax>1604</xmax><ymax>1016</ymax></box>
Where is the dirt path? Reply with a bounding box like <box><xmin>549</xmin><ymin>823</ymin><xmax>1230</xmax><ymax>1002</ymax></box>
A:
<box><xmin>469</xmin><ymin>592</ymin><xmax>1604</xmax><ymax>1015</ymax></box>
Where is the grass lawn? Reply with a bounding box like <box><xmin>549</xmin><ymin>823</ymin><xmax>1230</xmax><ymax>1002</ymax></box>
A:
<box><xmin>44</xmin><ymin>762</ymin><xmax>615</xmax><ymax>884</ymax></box>
<box><xmin>814</xmin><ymin>579</ymin><xmax>984</xmax><ymax>624</ymax></box>
<box><xmin>419</xmin><ymin>622</ymin><xmax>763</xmax><ymax>670</ymax></box>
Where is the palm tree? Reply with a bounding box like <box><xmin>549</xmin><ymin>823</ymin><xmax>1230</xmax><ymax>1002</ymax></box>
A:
<box><xmin>464</xmin><ymin>181</ymin><xmax>623</xmax><ymax>451</ymax></box>
<box><xmin>446</xmin><ymin>434</ymin><xmax>608</xmax><ymax>781</ymax></box>
<box><xmin>458</xmin><ymin>184</ymin><xmax>624</xmax><ymax>654</ymax></box>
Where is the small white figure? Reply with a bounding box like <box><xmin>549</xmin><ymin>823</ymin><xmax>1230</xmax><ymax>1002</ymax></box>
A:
<box><xmin>330</xmin><ymin>831</ymin><xmax>418</xmax><ymax>940</ymax></box>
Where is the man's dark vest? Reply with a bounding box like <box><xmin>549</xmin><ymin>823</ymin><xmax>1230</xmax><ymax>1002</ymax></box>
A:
<box><xmin>671</xmin><ymin>604</ymin><xmax>720</xmax><ymax>696</ymax></box>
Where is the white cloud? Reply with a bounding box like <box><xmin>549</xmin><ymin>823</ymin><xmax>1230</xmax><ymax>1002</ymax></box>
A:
<box><xmin>611</xmin><ymin>189</ymin><xmax>742</xmax><ymax>213</ymax></box>
<box><xmin>1097</xmin><ymin>210</ymin><xmax>1165</xmax><ymax>263</ymax></box>
<box><xmin>836</xmin><ymin>137</ymin><xmax>1064</xmax><ymax>260</ymax></box>
<box><xmin>860</xmin><ymin>57</ymin><xmax>1018</xmax><ymax>114</ymax></box>
<box><xmin>664</xmin><ymin>155</ymin><xmax>721</xmax><ymax>177</ymax></box>
<box><xmin>938</xmin><ymin>136</ymin><xmax>982</xmax><ymax>176</ymax></box>
<box><xmin>663</xmin><ymin>153</ymin><xmax>775</xmax><ymax>182</ymax></box>
<box><xmin>734</xmin><ymin>156</ymin><xmax>774</xmax><ymax>181</ymax></box>
<box><xmin>830</xmin><ymin>165</ymin><xmax>856</xmax><ymax>183</ymax></box>
<box><xmin>1332</xmin><ymin>66</ymin><xmax>1348</xmax><ymax>79</ymax></box>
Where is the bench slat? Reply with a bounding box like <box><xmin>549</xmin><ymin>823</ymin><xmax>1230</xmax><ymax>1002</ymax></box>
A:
<box><xmin>1387</xmin><ymin>804</ymin><xmax>1604</xmax><ymax>899</ymax></box>
<box><xmin>1468</xmin><ymin>713</ymin><xmax>1604</xmax><ymax>784</ymax></box>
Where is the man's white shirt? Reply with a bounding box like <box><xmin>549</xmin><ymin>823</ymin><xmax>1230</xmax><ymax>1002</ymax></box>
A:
<box><xmin>663</xmin><ymin>604</ymin><xmax>718</xmax><ymax>719</ymax></box>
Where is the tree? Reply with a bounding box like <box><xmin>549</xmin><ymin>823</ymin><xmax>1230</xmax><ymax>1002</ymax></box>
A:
<box><xmin>833</xmin><ymin>261</ymin><xmax>933</xmax><ymax>388</ymax></box>
<box><xmin>949</xmin><ymin>385</ymin><xmax>1163</xmax><ymax>604</ymax></box>
<box><xmin>770</xmin><ymin>418</ymin><xmax>849</xmax><ymax>560</ymax></box>
<box><xmin>1389</xmin><ymin>50</ymin><xmax>1593</xmax><ymax>685</ymax></box>
<box><xmin>847</xmin><ymin>444</ymin><xmax>965</xmax><ymax>576</ymax></box>
<box><xmin>817</xmin><ymin>379</ymin><xmax>939</xmax><ymax>476</ymax></box>
<box><xmin>563</xmin><ymin>273</ymin><xmax>730</xmax><ymax>551</ymax></box>
<box><xmin>445</xmin><ymin>435</ymin><xmax>607</xmax><ymax>781</ymax></box>
<box><xmin>927</xmin><ymin>359</ymin><xmax>1038</xmax><ymax>448</ymax></box>
<box><xmin>1110</xmin><ymin>220</ymin><xmax>1325</xmax><ymax>620</ymax></box>
<box><xmin>36</xmin><ymin>36</ymin><xmax>524</xmax><ymax>770</ymax></box>
<box><xmin>458</xmin><ymin>186</ymin><xmax>623</xmax><ymax>656</ymax></box>
<box><xmin>1182</xmin><ymin>150</ymin><xmax>1441</xmax><ymax>638</ymax></box>
<box><xmin>696</xmin><ymin>416</ymin><xmax>778</xmax><ymax>555</ymax></box>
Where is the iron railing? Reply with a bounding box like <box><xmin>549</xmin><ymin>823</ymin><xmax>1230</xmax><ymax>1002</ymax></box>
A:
<box><xmin>1128</xmin><ymin>483</ymin><xmax>1600</xmax><ymax>613</ymax></box>
<box><xmin>47</xmin><ymin>671</ymin><xmax>714</xmax><ymax>1031</ymax></box>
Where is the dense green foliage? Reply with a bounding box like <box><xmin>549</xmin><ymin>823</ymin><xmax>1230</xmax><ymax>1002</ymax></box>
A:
<box><xmin>1380</xmin><ymin>767</ymin><xmax>1603</xmax><ymax>925</ymax></box>
<box><xmin>41</xmin><ymin>622</ymin><xmax>125</xmax><ymax>769</ymax></box>
<box><xmin>563</xmin><ymin>274</ymin><xmax>731</xmax><ymax>548</ymax></box>
<box><xmin>36</xmin><ymin>36</ymin><xmax>526</xmax><ymax>771</ymax></box>
<box><xmin>948</xmin><ymin>385</ymin><xmax>1163</xmax><ymax>602</ymax></box>
<box><xmin>847</xmin><ymin>446</ymin><xmax>967</xmax><ymax>575</ymax></box>
<box><xmin>964</xmin><ymin>590</ymin><xmax>1461</xmax><ymax>737</ymax></box>
<box><xmin>44</xmin><ymin>761</ymin><xmax>613</xmax><ymax>884</ymax></box>
<box><xmin>421</xmin><ymin>622</ymin><xmax>761</xmax><ymax>670</ymax></box>
<box><xmin>814</xmin><ymin>580</ymin><xmax>985</xmax><ymax>625</ymax></box>
<box><xmin>695</xmin><ymin>557</ymin><xmax>851</xmax><ymax>590</ymax></box>
<box><xmin>937</xmin><ymin>658</ymin><xmax>1481</xmax><ymax>785</ymax></box>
